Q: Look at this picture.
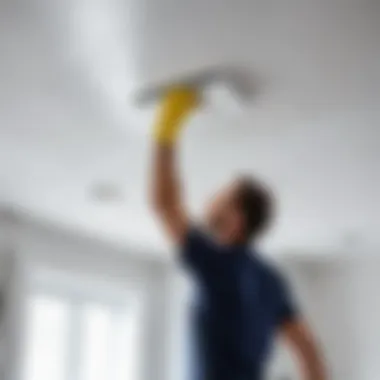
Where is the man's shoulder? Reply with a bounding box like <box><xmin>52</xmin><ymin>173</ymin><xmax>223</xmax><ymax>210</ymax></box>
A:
<box><xmin>250</xmin><ymin>253</ymin><xmax>285</xmax><ymax>285</ymax></box>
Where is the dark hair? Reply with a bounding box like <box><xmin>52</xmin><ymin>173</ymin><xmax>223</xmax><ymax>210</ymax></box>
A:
<box><xmin>235</xmin><ymin>177</ymin><xmax>274</xmax><ymax>239</ymax></box>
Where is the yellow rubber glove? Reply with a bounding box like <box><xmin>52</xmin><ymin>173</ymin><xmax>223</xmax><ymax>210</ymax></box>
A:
<box><xmin>153</xmin><ymin>86</ymin><xmax>199</xmax><ymax>145</ymax></box>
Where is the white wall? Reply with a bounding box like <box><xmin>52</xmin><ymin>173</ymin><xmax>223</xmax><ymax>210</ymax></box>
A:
<box><xmin>268</xmin><ymin>257</ymin><xmax>380</xmax><ymax>380</ymax></box>
<box><xmin>0</xmin><ymin>208</ymin><xmax>175</xmax><ymax>380</ymax></box>
<box><xmin>0</xmin><ymin>208</ymin><xmax>17</xmax><ymax>380</ymax></box>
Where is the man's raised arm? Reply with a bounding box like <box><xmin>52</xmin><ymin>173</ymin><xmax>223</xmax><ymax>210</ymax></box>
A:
<box><xmin>150</xmin><ymin>87</ymin><xmax>199</xmax><ymax>245</ymax></box>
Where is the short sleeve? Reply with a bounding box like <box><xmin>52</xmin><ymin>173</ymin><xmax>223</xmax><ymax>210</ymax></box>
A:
<box><xmin>276</xmin><ymin>274</ymin><xmax>298</xmax><ymax>326</ymax></box>
<box><xmin>180</xmin><ymin>227</ymin><xmax>219</xmax><ymax>280</ymax></box>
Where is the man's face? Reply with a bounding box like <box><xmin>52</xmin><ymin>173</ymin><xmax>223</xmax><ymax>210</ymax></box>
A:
<box><xmin>205</xmin><ymin>180</ymin><xmax>245</xmax><ymax>245</ymax></box>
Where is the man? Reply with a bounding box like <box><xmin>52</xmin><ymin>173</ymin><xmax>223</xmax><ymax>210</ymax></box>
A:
<box><xmin>151</xmin><ymin>87</ymin><xmax>326</xmax><ymax>380</ymax></box>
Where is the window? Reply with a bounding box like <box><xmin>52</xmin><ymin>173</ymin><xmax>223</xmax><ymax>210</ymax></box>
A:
<box><xmin>23</xmin><ymin>296</ymin><xmax>69</xmax><ymax>380</ymax></box>
<box><xmin>22</xmin><ymin>271</ymin><xmax>144</xmax><ymax>380</ymax></box>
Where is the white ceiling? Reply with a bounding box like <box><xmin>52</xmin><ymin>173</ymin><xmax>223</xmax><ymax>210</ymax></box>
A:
<box><xmin>1</xmin><ymin>0</ymin><xmax>379</xmax><ymax>254</ymax></box>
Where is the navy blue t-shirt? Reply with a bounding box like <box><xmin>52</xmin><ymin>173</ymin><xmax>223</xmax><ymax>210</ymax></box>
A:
<box><xmin>181</xmin><ymin>229</ymin><xmax>297</xmax><ymax>380</ymax></box>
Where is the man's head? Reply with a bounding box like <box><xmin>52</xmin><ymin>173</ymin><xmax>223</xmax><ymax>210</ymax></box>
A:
<box><xmin>205</xmin><ymin>176</ymin><xmax>274</xmax><ymax>245</ymax></box>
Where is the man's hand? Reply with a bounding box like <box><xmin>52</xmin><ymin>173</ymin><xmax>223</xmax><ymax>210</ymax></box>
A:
<box><xmin>154</xmin><ymin>87</ymin><xmax>199</xmax><ymax>145</ymax></box>
<box><xmin>151</xmin><ymin>87</ymin><xmax>200</xmax><ymax>245</ymax></box>
<box><xmin>281</xmin><ymin>319</ymin><xmax>327</xmax><ymax>380</ymax></box>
